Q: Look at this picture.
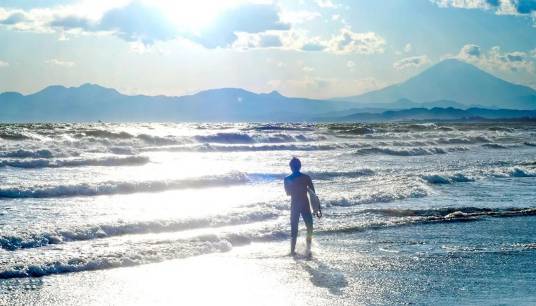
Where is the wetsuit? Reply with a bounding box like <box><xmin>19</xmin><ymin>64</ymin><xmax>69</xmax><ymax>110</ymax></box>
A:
<box><xmin>284</xmin><ymin>172</ymin><xmax>314</xmax><ymax>253</ymax></box>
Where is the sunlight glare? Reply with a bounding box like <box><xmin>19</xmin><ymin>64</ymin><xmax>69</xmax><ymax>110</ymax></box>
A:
<box><xmin>150</xmin><ymin>0</ymin><xmax>250</xmax><ymax>32</ymax></box>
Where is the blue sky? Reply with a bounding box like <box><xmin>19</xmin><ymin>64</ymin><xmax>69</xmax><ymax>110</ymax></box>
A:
<box><xmin>0</xmin><ymin>0</ymin><xmax>535</xmax><ymax>98</ymax></box>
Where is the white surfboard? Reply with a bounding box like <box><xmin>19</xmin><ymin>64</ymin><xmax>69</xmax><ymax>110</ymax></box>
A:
<box><xmin>307</xmin><ymin>187</ymin><xmax>321</xmax><ymax>216</ymax></box>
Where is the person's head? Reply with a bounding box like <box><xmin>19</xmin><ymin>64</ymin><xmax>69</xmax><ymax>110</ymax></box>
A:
<box><xmin>289</xmin><ymin>157</ymin><xmax>301</xmax><ymax>174</ymax></box>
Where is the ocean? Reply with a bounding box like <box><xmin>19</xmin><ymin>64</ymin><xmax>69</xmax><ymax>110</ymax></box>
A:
<box><xmin>0</xmin><ymin>122</ymin><xmax>535</xmax><ymax>305</ymax></box>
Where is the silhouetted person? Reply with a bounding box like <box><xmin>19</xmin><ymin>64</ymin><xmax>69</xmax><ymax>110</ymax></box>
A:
<box><xmin>284</xmin><ymin>157</ymin><xmax>319</xmax><ymax>256</ymax></box>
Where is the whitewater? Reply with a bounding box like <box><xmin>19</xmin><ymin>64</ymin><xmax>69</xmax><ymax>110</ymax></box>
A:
<box><xmin>1</xmin><ymin>122</ymin><xmax>535</xmax><ymax>304</ymax></box>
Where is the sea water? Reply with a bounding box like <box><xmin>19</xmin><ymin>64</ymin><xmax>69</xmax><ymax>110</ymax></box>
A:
<box><xmin>0</xmin><ymin>122</ymin><xmax>535</xmax><ymax>304</ymax></box>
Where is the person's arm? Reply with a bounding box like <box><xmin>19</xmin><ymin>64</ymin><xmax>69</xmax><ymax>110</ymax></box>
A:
<box><xmin>307</xmin><ymin>176</ymin><xmax>315</xmax><ymax>193</ymax></box>
<box><xmin>284</xmin><ymin>178</ymin><xmax>291</xmax><ymax>196</ymax></box>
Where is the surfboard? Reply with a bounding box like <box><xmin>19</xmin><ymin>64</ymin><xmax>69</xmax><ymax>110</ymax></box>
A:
<box><xmin>308</xmin><ymin>187</ymin><xmax>321</xmax><ymax>216</ymax></box>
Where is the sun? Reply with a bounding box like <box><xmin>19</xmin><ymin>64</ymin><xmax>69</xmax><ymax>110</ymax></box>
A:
<box><xmin>149</xmin><ymin>0</ymin><xmax>246</xmax><ymax>33</ymax></box>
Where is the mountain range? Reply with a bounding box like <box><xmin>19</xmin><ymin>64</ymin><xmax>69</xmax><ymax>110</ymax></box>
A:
<box><xmin>1</xmin><ymin>59</ymin><xmax>535</xmax><ymax>122</ymax></box>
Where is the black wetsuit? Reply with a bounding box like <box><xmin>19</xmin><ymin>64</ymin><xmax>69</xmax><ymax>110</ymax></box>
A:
<box><xmin>284</xmin><ymin>172</ymin><xmax>314</xmax><ymax>248</ymax></box>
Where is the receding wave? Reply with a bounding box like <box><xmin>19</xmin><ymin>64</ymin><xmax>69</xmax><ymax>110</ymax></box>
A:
<box><xmin>0</xmin><ymin>210</ymin><xmax>278</xmax><ymax>251</ymax></box>
<box><xmin>0</xmin><ymin>173</ymin><xmax>249</xmax><ymax>198</ymax></box>
<box><xmin>0</xmin><ymin>234</ymin><xmax>236</xmax><ymax>279</ymax></box>
<box><xmin>2</xmin><ymin>205</ymin><xmax>534</xmax><ymax>279</ymax></box>
<box><xmin>321</xmin><ymin>207</ymin><xmax>536</xmax><ymax>235</ymax></box>
<box><xmin>0</xmin><ymin>156</ymin><xmax>149</xmax><ymax>169</ymax></box>
<box><xmin>362</xmin><ymin>206</ymin><xmax>536</xmax><ymax>218</ymax></box>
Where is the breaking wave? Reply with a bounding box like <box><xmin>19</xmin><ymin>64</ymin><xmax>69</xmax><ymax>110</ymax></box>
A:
<box><xmin>325</xmin><ymin>186</ymin><xmax>429</xmax><ymax>207</ymax></box>
<box><xmin>0</xmin><ymin>132</ymin><xmax>31</xmax><ymax>140</ymax></box>
<box><xmin>0</xmin><ymin>156</ymin><xmax>149</xmax><ymax>169</ymax></box>
<box><xmin>0</xmin><ymin>149</ymin><xmax>54</xmax><ymax>158</ymax></box>
<box><xmin>0</xmin><ymin>173</ymin><xmax>249</xmax><ymax>198</ymax></box>
<box><xmin>143</xmin><ymin>143</ymin><xmax>356</xmax><ymax>153</ymax></box>
<box><xmin>247</xmin><ymin>124</ymin><xmax>315</xmax><ymax>131</ymax></box>
<box><xmin>490</xmin><ymin>167</ymin><xmax>536</xmax><ymax>178</ymax></box>
<box><xmin>356</xmin><ymin>147</ymin><xmax>456</xmax><ymax>156</ymax></box>
<box><xmin>422</xmin><ymin>166</ymin><xmax>536</xmax><ymax>184</ymax></box>
<box><xmin>247</xmin><ymin>169</ymin><xmax>375</xmax><ymax>182</ymax></box>
<box><xmin>436</xmin><ymin>136</ymin><xmax>491</xmax><ymax>144</ymax></box>
<box><xmin>193</xmin><ymin>132</ymin><xmax>325</xmax><ymax>144</ymax></box>
<box><xmin>422</xmin><ymin>173</ymin><xmax>475</xmax><ymax>184</ymax></box>
<box><xmin>482</xmin><ymin>143</ymin><xmax>508</xmax><ymax>149</ymax></box>
<box><xmin>77</xmin><ymin>130</ymin><xmax>134</xmax><ymax>139</ymax></box>
<box><xmin>0</xmin><ymin>210</ymin><xmax>278</xmax><ymax>251</ymax></box>
<box><xmin>2</xmin><ymin>204</ymin><xmax>535</xmax><ymax>279</ymax></box>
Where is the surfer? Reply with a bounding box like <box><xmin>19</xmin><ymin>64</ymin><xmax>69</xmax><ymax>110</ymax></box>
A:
<box><xmin>284</xmin><ymin>157</ymin><xmax>320</xmax><ymax>257</ymax></box>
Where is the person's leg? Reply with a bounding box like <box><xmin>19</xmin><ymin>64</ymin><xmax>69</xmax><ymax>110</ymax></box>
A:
<box><xmin>290</xmin><ymin>204</ymin><xmax>299</xmax><ymax>255</ymax></box>
<box><xmin>302</xmin><ymin>208</ymin><xmax>314</xmax><ymax>254</ymax></box>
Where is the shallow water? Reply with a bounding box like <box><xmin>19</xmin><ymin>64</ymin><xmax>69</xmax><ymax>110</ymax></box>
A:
<box><xmin>0</xmin><ymin>122</ymin><xmax>535</xmax><ymax>304</ymax></box>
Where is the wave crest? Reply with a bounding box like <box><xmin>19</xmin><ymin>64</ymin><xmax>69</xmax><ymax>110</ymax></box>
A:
<box><xmin>0</xmin><ymin>210</ymin><xmax>278</xmax><ymax>251</ymax></box>
<box><xmin>356</xmin><ymin>147</ymin><xmax>451</xmax><ymax>156</ymax></box>
<box><xmin>0</xmin><ymin>173</ymin><xmax>249</xmax><ymax>198</ymax></box>
<box><xmin>0</xmin><ymin>156</ymin><xmax>149</xmax><ymax>169</ymax></box>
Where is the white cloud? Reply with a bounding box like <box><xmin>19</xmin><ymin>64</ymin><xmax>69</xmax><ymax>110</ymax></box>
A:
<box><xmin>326</xmin><ymin>28</ymin><xmax>386</xmax><ymax>54</ymax></box>
<box><xmin>230</xmin><ymin>27</ymin><xmax>386</xmax><ymax>55</ymax></box>
<box><xmin>431</xmin><ymin>0</ymin><xmax>536</xmax><ymax>24</ymax></box>
<box><xmin>232</xmin><ymin>32</ymin><xmax>283</xmax><ymax>50</ymax></box>
<box><xmin>0</xmin><ymin>1</ymin><xmax>291</xmax><ymax>48</ymax></box>
<box><xmin>0</xmin><ymin>60</ymin><xmax>9</xmax><ymax>67</ymax></box>
<box><xmin>45</xmin><ymin>59</ymin><xmax>75</xmax><ymax>67</ymax></box>
<box><xmin>393</xmin><ymin>55</ymin><xmax>431</xmax><ymax>70</ymax></box>
<box><xmin>432</xmin><ymin>0</ymin><xmax>491</xmax><ymax>10</ymax></box>
<box><xmin>404</xmin><ymin>43</ymin><xmax>412</xmax><ymax>53</ymax></box>
<box><xmin>0</xmin><ymin>2</ymin><xmax>385</xmax><ymax>54</ymax></box>
<box><xmin>458</xmin><ymin>43</ymin><xmax>482</xmax><ymax>58</ymax></box>
<box><xmin>455</xmin><ymin>44</ymin><xmax>535</xmax><ymax>73</ymax></box>
<box><xmin>302</xmin><ymin>66</ymin><xmax>315</xmax><ymax>72</ymax></box>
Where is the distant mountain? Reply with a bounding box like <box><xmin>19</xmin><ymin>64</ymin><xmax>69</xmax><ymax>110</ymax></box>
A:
<box><xmin>318</xmin><ymin>107</ymin><xmax>536</xmax><ymax>122</ymax></box>
<box><xmin>2</xmin><ymin>64</ymin><xmax>536</xmax><ymax>122</ymax></box>
<box><xmin>335</xmin><ymin>59</ymin><xmax>536</xmax><ymax>110</ymax></box>
<box><xmin>0</xmin><ymin>84</ymin><xmax>355</xmax><ymax>122</ymax></box>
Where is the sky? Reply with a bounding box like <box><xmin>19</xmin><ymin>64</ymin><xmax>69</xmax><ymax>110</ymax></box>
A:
<box><xmin>0</xmin><ymin>0</ymin><xmax>535</xmax><ymax>99</ymax></box>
